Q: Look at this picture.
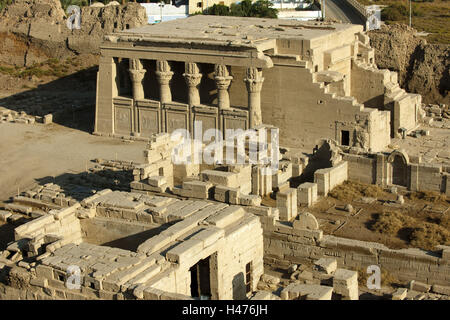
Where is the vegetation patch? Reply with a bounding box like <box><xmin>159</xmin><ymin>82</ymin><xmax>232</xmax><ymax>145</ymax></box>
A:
<box><xmin>371</xmin><ymin>210</ymin><xmax>450</xmax><ymax>250</ymax></box>
<box><xmin>357</xmin><ymin>266</ymin><xmax>399</xmax><ymax>287</ymax></box>
<box><xmin>0</xmin><ymin>57</ymin><xmax>83</xmax><ymax>79</ymax></box>
<box><xmin>328</xmin><ymin>181</ymin><xmax>385</xmax><ymax>202</ymax></box>
<box><xmin>196</xmin><ymin>0</ymin><xmax>278</xmax><ymax>18</ymax></box>
<box><xmin>406</xmin><ymin>190</ymin><xmax>448</xmax><ymax>203</ymax></box>
<box><xmin>356</xmin><ymin>0</ymin><xmax>450</xmax><ymax>44</ymax></box>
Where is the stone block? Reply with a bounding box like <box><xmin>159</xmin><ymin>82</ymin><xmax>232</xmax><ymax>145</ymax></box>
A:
<box><xmin>333</xmin><ymin>268</ymin><xmax>358</xmax><ymax>300</ymax></box>
<box><xmin>190</xmin><ymin>227</ymin><xmax>225</xmax><ymax>248</ymax></box>
<box><xmin>166</xmin><ymin>239</ymin><xmax>204</xmax><ymax>264</ymax></box>
<box><xmin>43</xmin><ymin>114</ymin><xmax>53</xmax><ymax>124</ymax></box>
<box><xmin>297</xmin><ymin>182</ymin><xmax>318</xmax><ymax>207</ymax></box>
<box><xmin>206</xmin><ymin>206</ymin><xmax>245</xmax><ymax>228</ymax></box>
<box><xmin>391</xmin><ymin>288</ymin><xmax>407</xmax><ymax>300</ymax></box>
<box><xmin>314</xmin><ymin>258</ymin><xmax>337</xmax><ymax>275</ymax></box>
<box><xmin>148</xmin><ymin>176</ymin><xmax>166</xmax><ymax>188</ymax></box>
<box><xmin>277</xmin><ymin>188</ymin><xmax>297</xmax><ymax>221</ymax></box>
<box><xmin>409</xmin><ymin>280</ymin><xmax>431</xmax><ymax>293</ymax></box>
<box><xmin>431</xmin><ymin>284</ymin><xmax>450</xmax><ymax>296</ymax></box>
<box><xmin>201</xmin><ymin>170</ymin><xmax>239</xmax><ymax>188</ymax></box>
<box><xmin>239</xmin><ymin>194</ymin><xmax>261</xmax><ymax>206</ymax></box>
<box><xmin>293</xmin><ymin>212</ymin><xmax>319</xmax><ymax>230</ymax></box>
<box><xmin>0</xmin><ymin>210</ymin><xmax>12</xmax><ymax>222</ymax></box>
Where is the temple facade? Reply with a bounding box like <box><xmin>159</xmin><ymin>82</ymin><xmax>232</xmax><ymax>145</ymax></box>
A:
<box><xmin>95</xmin><ymin>16</ymin><xmax>421</xmax><ymax>152</ymax></box>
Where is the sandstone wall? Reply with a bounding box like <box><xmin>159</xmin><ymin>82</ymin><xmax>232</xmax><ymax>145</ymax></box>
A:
<box><xmin>342</xmin><ymin>151</ymin><xmax>449</xmax><ymax>194</ymax></box>
<box><xmin>148</xmin><ymin>213</ymin><xmax>264</xmax><ymax>300</ymax></box>
<box><xmin>261</xmin><ymin>218</ymin><xmax>450</xmax><ymax>286</ymax></box>
<box><xmin>14</xmin><ymin>205</ymin><xmax>83</xmax><ymax>246</ymax></box>
<box><xmin>229</xmin><ymin>63</ymin><xmax>389</xmax><ymax>152</ymax></box>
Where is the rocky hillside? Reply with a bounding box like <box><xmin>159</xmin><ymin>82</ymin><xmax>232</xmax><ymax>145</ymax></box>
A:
<box><xmin>368</xmin><ymin>24</ymin><xmax>449</xmax><ymax>105</ymax></box>
<box><xmin>0</xmin><ymin>0</ymin><xmax>147</xmax><ymax>66</ymax></box>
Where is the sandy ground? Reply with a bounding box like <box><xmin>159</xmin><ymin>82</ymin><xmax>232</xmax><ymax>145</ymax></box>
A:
<box><xmin>390</xmin><ymin>120</ymin><xmax>450</xmax><ymax>165</ymax></box>
<box><xmin>0</xmin><ymin>122</ymin><xmax>147</xmax><ymax>202</ymax></box>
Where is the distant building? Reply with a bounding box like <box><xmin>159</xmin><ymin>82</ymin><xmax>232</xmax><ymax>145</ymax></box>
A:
<box><xmin>141</xmin><ymin>0</ymin><xmax>242</xmax><ymax>24</ymax></box>
<box><xmin>366</xmin><ymin>5</ymin><xmax>381</xmax><ymax>31</ymax></box>
<box><xmin>271</xmin><ymin>0</ymin><xmax>310</xmax><ymax>10</ymax></box>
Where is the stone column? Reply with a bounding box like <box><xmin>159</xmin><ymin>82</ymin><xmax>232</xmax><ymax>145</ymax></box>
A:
<box><xmin>244</xmin><ymin>67</ymin><xmax>264</xmax><ymax>128</ymax></box>
<box><xmin>128</xmin><ymin>58</ymin><xmax>146</xmax><ymax>100</ymax></box>
<box><xmin>95</xmin><ymin>56</ymin><xmax>118</xmax><ymax>135</ymax></box>
<box><xmin>155</xmin><ymin>60</ymin><xmax>174</xmax><ymax>104</ymax></box>
<box><xmin>214</xmin><ymin>64</ymin><xmax>233</xmax><ymax>110</ymax></box>
<box><xmin>183</xmin><ymin>62</ymin><xmax>202</xmax><ymax>106</ymax></box>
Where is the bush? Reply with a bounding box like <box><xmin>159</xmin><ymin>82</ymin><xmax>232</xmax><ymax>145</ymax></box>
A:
<box><xmin>203</xmin><ymin>0</ymin><xmax>278</xmax><ymax>19</ymax></box>
<box><xmin>371</xmin><ymin>210</ymin><xmax>450</xmax><ymax>250</ymax></box>
<box><xmin>328</xmin><ymin>181</ymin><xmax>384</xmax><ymax>202</ymax></box>
<box><xmin>410</xmin><ymin>223</ymin><xmax>450</xmax><ymax>250</ymax></box>
<box><xmin>381</xmin><ymin>4</ymin><xmax>408</xmax><ymax>21</ymax></box>
<box><xmin>0</xmin><ymin>0</ymin><xmax>12</xmax><ymax>11</ymax></box>
<box><xmin>204</xmin><ymin>4</ymin><xmax>230</xmax><ymax>16</ymax></box>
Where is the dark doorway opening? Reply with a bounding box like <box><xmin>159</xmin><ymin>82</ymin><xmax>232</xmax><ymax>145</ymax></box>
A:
<box><xmin>392</xmin><ymin>155</ymin><xmax>407</xmax><ymax>187</ymax></box>
<box><xmin>341</xmin><ymin>130</ymin><xmax>350</xmax><ymax>146</ymax></box>
<box><xmin>245</xmin><ymin>262</ymin><xmax>253</xmax><ymax>294</ymax></box>
<box><xmin>190</xmin><ymin>256</ymin><xmax>211</xmax><ymax>300</ymax></box>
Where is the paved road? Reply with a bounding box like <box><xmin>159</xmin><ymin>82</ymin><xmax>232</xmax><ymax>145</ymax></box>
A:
<box><xmin>324</xmin><ymin>0</ymin><xmax>366</xmax><ymax>25</ymax></box>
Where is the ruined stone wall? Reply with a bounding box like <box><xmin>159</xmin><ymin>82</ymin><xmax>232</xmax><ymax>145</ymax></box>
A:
<box><xmin>14</xmin><ymin>205</ymin><xmax>83</xmax><ymax>246</ymax></box>
<box><xmin>80</xmin><ymin>217</ymin><xmax>160</xmax><ymax>250</ymax></box>
<box><xmin>148</xmin><ymin>213</ymin><xmax>264</xmax><ymax>299</ymax></box>
<box><xmin>350</xmin><ymin>60</ymin><xmax>387</xmax><ymax>109</ymax></box>
<box><xmin>227</xmin><ymin>63</ymin><xmax>389</xmax><ymax>151</ymax></box>
<box><xmin>410</xmin><ymin>163</ymin><xmax>448</xmax><ymax>195</ymax></box>
<box><xmin>342</xmin><ymin>153</ymin><xmax>376</xmax><ymax>184</ymax></box>
<box><xmin>314</xmin><ymin>161</ymin><xmax>348</xmax><ymax>195</ymax></box>
<box><xmin>261</xmin><ymin>218</ymin><xmax>450</xmax><ymax>286</ymax></box>
<box><xmin>0</xmin><ymin>265</ymin><xmax>193</xmax><ymax>300</ymax></box>
<box><xmin>343</xmin><ymin>151</ymin><xmax>449</xmax><ymax>194</ymax></box>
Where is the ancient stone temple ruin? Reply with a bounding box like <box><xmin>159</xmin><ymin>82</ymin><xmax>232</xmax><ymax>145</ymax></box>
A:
<box><xmin>95</xmin><ymin>15</ymin><xmax>421</xmax><ymax>153</ymax></box>
<box><xmin>0</xmin><ymin>15</ymin><xmax>449</xmax><ymax>302</ymax></box>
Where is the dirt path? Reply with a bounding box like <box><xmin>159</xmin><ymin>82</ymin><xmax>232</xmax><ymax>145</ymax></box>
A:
<box><xmin>0</xmin><ymin>122</ymin><xmax>147</xmax><ymax>201</ymax></box>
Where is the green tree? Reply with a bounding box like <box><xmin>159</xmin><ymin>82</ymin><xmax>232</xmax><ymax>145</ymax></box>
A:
<box><xmin>249</xmin><ymin>0</ymin><xmax>277</xmax><ymax>18</ymax></box>
<box><xmin>202</xmin><ymin>0</ymin><xmax>278</xmax><ymax>19</ymax></box>
<box><xmin>204</xmin><ymin>4</ymin><xmax>230</xmax><ymax>16</ymax></box>
<box><xmin>0</xmin><ymin>0</ymin><xmax>12</xmax><ymax>11</ymax></box>
<box><xmin>239</xmin><ymin>0</ymin><xmax>253</xmax><ymax>16</ymax></box>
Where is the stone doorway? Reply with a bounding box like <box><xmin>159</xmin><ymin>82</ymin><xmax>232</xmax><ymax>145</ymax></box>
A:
<box><xmin>392</xmin><ymin>155</ymin><xmax>407</xmax><ymax>186</ymax></box>
<box><xmin>390</xmin><ymin>153</ymin><xmax>408</xmax><ymax>187</ymax></box>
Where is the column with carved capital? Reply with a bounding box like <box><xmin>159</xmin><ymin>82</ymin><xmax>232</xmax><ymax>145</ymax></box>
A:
<box><xmin>183</xmin><ymin>62</ymin><xmax>202</xmax><ymax>106</ymax></box>
<box><xmin>244</xmin><ymin>67</ymin><xmax>264</xmax><ymax>128</ymax></box>
<box><xmin>155</xmin><ymin>60</ymin><xmax>173</xmax><ymax>104</ymax></box>
<box><xmin>214</xmin><ymin>64</ymin><xmax>233</xmax><ymax>110</ymax></box>
<box><xmin>128</xmin><ymin>58</ymin><xmax>146</xmax><ymax>100</ymax></box>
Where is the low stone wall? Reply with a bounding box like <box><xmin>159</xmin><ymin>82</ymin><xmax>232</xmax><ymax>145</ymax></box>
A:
<box><xmin>343</xmin><ymin>153</ymin><xmax>376</xmax><ymax>184</ymax></box>
<box><xmin>261</xmin><ymin>218</ymin><xmax>450</xmax><ymax>286</ymax></box>
<box><xmin>0</xmin><ymin>268</ymin><xmax>193</xmax><ymax>300</ymax></box>
<box><xmin>14</xmin><ymin>205</ymin><xmax>83</xmax><ymax>247</ymax></box>
<box><xmin>80</xmin><ymin>217</ymin><xmax>162</xmax><ymax>251</ymax></box>
<box><xmin>343</xmin><ymin>151</ymin><xmax>449</xmax><ymax>195</ymax></box>
<box><xmin>314</xmin><ymin>161</ymin><xmax>348</xmax><ymax>196</ymax></box>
